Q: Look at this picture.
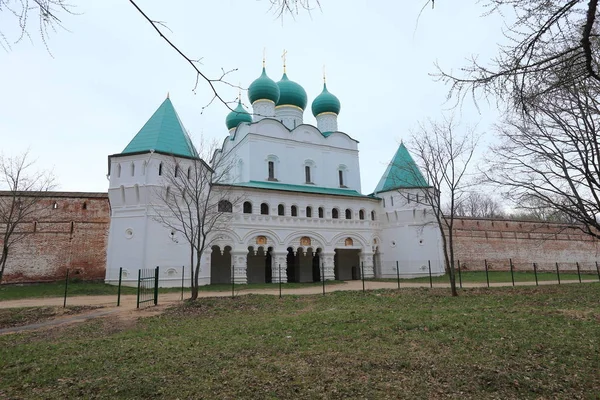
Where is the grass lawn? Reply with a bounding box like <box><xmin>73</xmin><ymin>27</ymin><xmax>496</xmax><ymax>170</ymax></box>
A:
<box><xmin>0</xmin><ymin>284</ymin><xmax>598</xmax><ymax>399</ymax></box>
<box><xmin>375</xmin><ymin>270</ymin><xmax>600</xmax><ymax>285</ymax></box>
<box><xmin>0</xmin><ymin>280</ymin><xmax>346</xmax><ymax>301</ymax></box>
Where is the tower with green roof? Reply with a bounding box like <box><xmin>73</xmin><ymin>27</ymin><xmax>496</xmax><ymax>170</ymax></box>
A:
<box><xmin>248</xmin><ymin>59</ymin><xmax>280</xmax><ymax>122</ymax></box>
<box><xmin>311</xmin><ymin>76</ymin><xmax>341</xmax><ymax>134</ymax></box>
<box><xmin>373</xmin><ymin>142</ymin><xmax>428</xmax><ymax>194</ymax></box>
<box><xmin>225</xmin><ymin>98</ymin><xmax>252</xmax><ymax>132</ymax></box>
<box><xmin>274</xmin><ymin>52</ymin><xmax>307</xmax><ymax>130</ymax></box>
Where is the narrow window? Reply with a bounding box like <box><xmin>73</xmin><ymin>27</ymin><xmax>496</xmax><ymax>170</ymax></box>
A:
<box><xmin>174</xmin><ymin>165</ymin><xmax>179</xmax><ymax>178</ymax></box>
<box><xmin>52</xmin><ymin>201</ymin><xmax>58</xmax><ymax>209</ymax></box>
<box><xmin>345</xmin><ymin>209</ymin><xmax>352</xmax><ymax>219</ymax></box>
<box><xmin>359</xmin><ymin>209</ymin><xmax>365</xmax><ymax>220</ymax></box>
<box><xmin>306</xmin><ymin>206</ymin><xmax>312</xmax><ymax>218</ymax></box>
<box><xmin>416</xmin><ymin>194</ymin><xmax>420</xmax><ymax>203</ymax></box>
<box><xmin>371</xmin><ymin>210</ymin><xmax>376</xmax><ymax>221</ymax></box>
<box><xmin>332</xmin><ymin>208</ymin><xmax>339</xmax><ymax>219</ymax></box>
<box><xmin>278</xmin><ymin>204</ymin><xmax>285</xmax><ymax>216</ymax></box>
<box><xmin>117</xmin><ymin>164</ymin><xmax>122</xmax><ymax>178</ymax></box>
<box><xmin>261</xmin><ymin>203</ymin><xmax>269</xmax><ymax>215</ymax></box>
<box><xmin>268</xmin><ymin>161</ymin><xmax>275</xmax><ymax>180</ymax></box>
<box><xmin>407</xmin><ymin>194</ymin><xmax>411</xmax><ymax>204</ymax></box>
<box><xmin>305</xmin><ymin>166</ymin><xmax>311</xmax><ymax>183</ymax></box>
<box><xmin>187</xmin><ymin>166</ymin><xmax>192</xmax><ymax>179</ymax></box>
<box><xmin>131</xmin><ymin>162</ymin><xmax>135</xmax><ymax>177</ymax></box>
<box><xmin>243</xmin><ymin>201</ymin><xmax>252</xmax><ymax>214</ymax></box>
<box><xmin>291</xmin><ymin>205</ymin><xmax>298</xmax><ymax>217</ymax></box>
<box><xmin>338</xmin><ymin>170</ymin><xmax>344</xmax><ymax>187</ymax></box>
<box><xmin>218</xmin><ymin>200</ymin><xmax>232</xmax><ymax>213</ymax></box>
<box><xmin>82</xmin><ymin>202</ymin><xmax>87</xmax><ymax>210</ymax></box>
<box><xmin>158</xmin><ymin>162</ymin><xmax>163</xmax><ymax>176</ymax></box>
<box><xmin>318</xmin><ymin>207</ymin><xmax>324</xmax><ymax>218</ymax></box>
<box><xmin>383</xmin><ymin>198</ymin><xmax>386</xmax><ymax>207</ymax></box>
<box><xmin>391</xmin><ymin>196</ymin><xmax>394</xmax><ymax>206</ymax></box>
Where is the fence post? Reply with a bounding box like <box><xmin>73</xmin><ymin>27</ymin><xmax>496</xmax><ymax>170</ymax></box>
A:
<box><xmin>533</xmin><ymin>262</ymin><xmax>538</xmax><ymax>286</ymax></box>
<box><xmin>396</xmin><ymin>261</ymin><xmax>400</xmax><ymax>289</ymax></box>
<box><xmin>457</xmin><ymin>260</ymin><xmax>462</xmax><ymax>289</ymax></box>
<box><xmin>279</xmin><ymin>263</ymin><xmax>282</xmax><ymax>299</ymax></box>
<box><xmin>154</xmin><ymin>266</ymin><xmax>159</xmax><ymax>305</ymax></box>
<box><xmin>509</xmin><ymin>258</ymin><xmax>515</xmax><ymax>287</ymax></box>
<box><xmin>63</xmin><ymin>268</ymin><xmax>69</xmax><ymax>308</ymax></box>
<box><xmin>484</xmin><ymin>259</ymin><xmax>490</xmax><ymax>288</ymax></box>
<box><xmin>361</xmin><ymin>262</ymin><xmax>365</xmax><ymax>292</ymax></box>
<box><xmin>576</xmin><ymin>262</ymin><xmax>582</xmax><ymax>283</ymax></box>
<box><xmin>556</xmin><ymin>262</ymin><xmax>561</xmax><ymax>285</ymax></box>
<box><xmin>596</xmin><ymin>261</ymin><xmax>600</xmax><ymax>282</ymax></box>
<box><xmin>117</xmin><ymin>267</ymin><xmax>122</xmax><ymax>306</ymax></box>
<box><xmin>181</xmin><ymin>265</ymin><xmax>185</xmax><ymax>301</ymax></box>
<box><xmin>136</xmin><ymin>269</ymin><xmax>141</xmax><ymax>309</ymax></box>
<box><xmin>428</xmin><ymin>260</ymin><xmax>433</xmax><ymax>288</ymax></box>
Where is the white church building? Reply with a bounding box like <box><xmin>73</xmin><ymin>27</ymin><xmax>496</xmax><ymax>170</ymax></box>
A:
<box><xmin>104</xmin><ymin>63</ymin><xmax>444</xmax><ymax>287</ymax></box>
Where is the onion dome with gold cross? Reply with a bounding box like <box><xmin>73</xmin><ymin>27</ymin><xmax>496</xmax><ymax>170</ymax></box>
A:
<box><xmin>311</xmin><ymin>81</ymin><xmax>341</xmax><ymax>117</ymax></box>
<box><xmin>225</xmin><ymin>98</ymin><xmax>252</xmax><ymax>130</ymax></box>
<box><xmin>248</xmin><ymin>66</ymin><xmax>280</xmax><ymax>105</ymax></box>
<box><xmin>276</xmin><ymin>72</ymin><xmax>308</xmax><ymax>110</ymax></box>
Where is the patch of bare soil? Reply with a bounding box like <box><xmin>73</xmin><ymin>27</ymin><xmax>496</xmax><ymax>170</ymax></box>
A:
<box><xmin>0</xmin><ymin>306</ymin><xmax>102</xmax><ymax>330</ymax></box>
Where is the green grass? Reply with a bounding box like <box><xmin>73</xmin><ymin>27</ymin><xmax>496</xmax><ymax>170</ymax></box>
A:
<box><xmin>375</xmin><ymin>270</ymin><xmax>600</xmax><ymax>285</ymax></box>
<box><xmin>0</xmin><ymin>284</ymin><xmax>598</xmax><ymax>399</ymax></box>
<box><xmin>0</xmin><ymin>280</ymin><xmax>346</xmax><ymax>301</ymax></box>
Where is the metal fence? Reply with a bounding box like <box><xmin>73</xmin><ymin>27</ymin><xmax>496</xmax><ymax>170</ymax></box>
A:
<box><xmin>136</xmin><ymin>267</ymin><xmax>159</xmax><ymax>308</ymax></box>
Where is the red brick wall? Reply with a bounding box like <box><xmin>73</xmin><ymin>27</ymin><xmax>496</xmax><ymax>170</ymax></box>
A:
<box><xmin>450</xmin><ymin>217</ymin><xmax>600</xmax><ymax>273</ymax></box>
<box><xmin>1</xmin><ymin>193</ymin><xmax>110</xmax><ymax>284</ymax></box>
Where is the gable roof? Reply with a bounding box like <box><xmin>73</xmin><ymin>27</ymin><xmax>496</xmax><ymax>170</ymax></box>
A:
<box><xmin>121</xmin><ymin>98</ymin><xmax>198</xmax><ymax>158</ymax></box>
<box><xmin>373</xmin><ymin>142</ymin><xmax>428</xmax><ymax>193</ymax></box>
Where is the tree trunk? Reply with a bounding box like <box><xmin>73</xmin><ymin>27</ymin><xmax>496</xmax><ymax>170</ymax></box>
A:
<box><xmin>0</xmin><ymin>246</ymin><xmax>9</xmax><ymax>284</ymax></box>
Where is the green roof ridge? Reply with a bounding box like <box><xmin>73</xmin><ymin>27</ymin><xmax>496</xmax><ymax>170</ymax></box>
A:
<box><xmin>231</xmin><ymin>181</ymin><xmax>371</xmax><ymax>198</ymax></box>
<box><xmin>374</xmin><ymin>142</ymin><xmax>428</xmax><ymax>193</ymax></box>
<box><xmin>122</xmin><ymin>98</ymin><xmax>198</xmax><ymax>158</ymax></box>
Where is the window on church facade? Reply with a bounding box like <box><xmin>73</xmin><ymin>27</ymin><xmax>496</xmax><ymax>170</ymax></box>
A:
<box><xmin>243</xmin><ymin>201</ymin><xmax>252</xmax><ymax>214</ymax></box>
<box><xmin>261</xmin><ymin>203</ymin><xmax>269</xmax><ymax>215</ymax></box>
<box><xmin>371</xmin><ymin>210</ymin><xmax>376</xmax><ymax>221</ymax></box>
<box><xmin>131</xmin><ymin>163</ymin><xmax>135</xmax><ymax>177</ymax></box>
<box><xmin>218</xmin><ymin>200</ymin><xmax>232</xmax><ymax>213</ymax></box>
<box><xmin>345</xmin><ymin>209</ymin><xmax>352</xmax><ymax>219</ymax></box>
<box><xmin>291</xmin><ymin>205</ymin><xmax>298</xmax><ymax>217</ymax></box>
<box><xmin>382</xmin><ymin>198</ymin><xmax>386</xmax><ymax>207</ymax></box>
<box><xmin>318</xmin><ymin>207</ymin><xmax>324</xmax><ymax>218</ymax></box>
<box><xmin>158</xmin><ymin>162</ymin><xmax>163</xmax><ymax>176</ymax></box>
<box><xmin>359</xmin><ymin>209</ymin><xmax>365</xmax><ymax>220</ymax></box>
<box><xmin>338</xmin><ymin>170</ymin><xmax>344</xmax><ymax>187</ymax></box>
<box><xmin>187</xmin><ymin>166</ymin><xmax>192</xmax><ymax>179</ymax></box>
<box><xmin>391</xmin><ymin>196</ymin><xmax>394</xmax><ymax>206</ymax></box>
<box><xmin>278</xmin><ymin>204</ymin><xmax>285</xmax><ymax>216</ymax></box>
<box><xmin>305</xmin><ymin>166</ymin><xmax>311</xmax><ymax>183</ymax></box>
<box><xmin>117</xmin><ymin>164</ymin><xmax>122</xmax><ymax>178</ymax></box>
<box><xmin>306</xmin><ymin>206</ymin><xmax>312</xmax><ymax>218</ymax></box>
<box><xmin>174</xmin><ymin>165</ymin><xmax>179</xmax><ymax>178</ymax></box>
<box><xmin>268</xmin><ymin>161</ymin><xmax>275</xmax><ymax>181</ymax></box>
<box><xmin>332</xmin><ymin>208</ymin><xmax>339</xmax><ymax>219</ymax></box>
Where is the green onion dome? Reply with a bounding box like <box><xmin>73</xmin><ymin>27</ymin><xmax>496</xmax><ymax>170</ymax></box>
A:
<box><xmin>248</xmin><ymin>67</ymin><xmax>280</xmax><ymax>104</ymax></box>
<box><xmin>311</xmin><ymin>83</ymin><xmax>341</xmax><ymax>117</ymax></box>
<box><xmin>225</xmin><ymin>100</ymin><xmax>252</xmax><ymax>130</ymax></box>
<box><xmin>276</xmin><ymin>73</ymin><xmax>308</xmax><ymax>110</ymax></box>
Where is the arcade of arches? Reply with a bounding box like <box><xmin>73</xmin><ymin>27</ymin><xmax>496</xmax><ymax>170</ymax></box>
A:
<box><xmin>209</xmin><ymin>236</ymin><xmax>377</xmax><ymax>284</ymax></box>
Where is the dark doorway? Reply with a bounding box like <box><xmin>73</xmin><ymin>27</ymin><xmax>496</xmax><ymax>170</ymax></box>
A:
<box><xmin>312</xmin><ymin>251</ymin><xmax>321</xmax><ymax>282</ymax></box>
<box><xmin>265</xmin><ymin>247</ymin><xmax>273</xmax><ymax>283</ymax></box>
<box><xmin>286</xmin><ymin>247</ymin><xmax>297</xmax><ymax>283</ymax></box>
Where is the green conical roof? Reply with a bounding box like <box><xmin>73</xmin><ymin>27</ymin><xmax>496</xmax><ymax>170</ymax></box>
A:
<box><xmin>374</xmin><ymin>142</ymin><xmax>428</xmax><ymax>193</ymax></box>
<box><xmin>248</xmin><ymin>67</ymin><xmax>280</xmax><ymax>104</ymax></box>
<box><xmin>312</xmin><ymin>83</ymin><xmax>341</xmax><ymax>117</ymax></box>
<box><xmin>276</xmin><ymin>73</ymin><xmax>307</xmax><ymax>110</ymax></box>
<box><xmin>226</xmin><ymin>100</ymin><xmax>252</xmax><ymax>130</ymax></box>
<box><xmin>122</xmin><ymin>97</ymin><xmax>198</xmax><ymax>158</ymax></box>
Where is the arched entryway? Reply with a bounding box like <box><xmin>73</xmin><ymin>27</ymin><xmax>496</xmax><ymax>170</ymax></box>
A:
<box><xmin>210</xmin><ymin>245</ymin><xmax>232</xmax><ymax>284</ymax></box>
<box><xmin>334</xmin><ymin>248</ymin><xmax>361</xmax><ymax>280</ymax></box>
<box><xmin>286</xmin><ymin>247</ymin><xmax>322</xmax><ymax>283</ymax></box>
<box><xmin>246</xmin><ymin>246</ymin><xmax>274</xmax><ymax>284</ymax></box>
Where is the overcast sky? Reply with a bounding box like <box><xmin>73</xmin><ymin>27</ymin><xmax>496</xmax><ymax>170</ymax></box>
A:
<box><xmin>0</xmin><ymin>0</ymin><xmax>504</xmax><ymax>193</ymax></box>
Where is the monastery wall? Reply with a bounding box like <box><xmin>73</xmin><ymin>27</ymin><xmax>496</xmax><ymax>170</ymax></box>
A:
<box><xmin>1</xmin><ymin>192</ymin><xmax>109</xmax><ymax>284</ymax></box>
<box><xmin>450</xmin><ymin>217</ymin><xmax>600</xmax><ymax>272</ymax></box>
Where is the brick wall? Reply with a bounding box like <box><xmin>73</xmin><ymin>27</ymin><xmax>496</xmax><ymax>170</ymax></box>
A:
<box><xmin>0</xmin><ymin>192</ymin><xmax>110</xmax><ymax>284</ymax></box>
<box><xmin>450</xmin><ymin>217</ymin><xmax>600</xmax><ymax>272</ymax></box>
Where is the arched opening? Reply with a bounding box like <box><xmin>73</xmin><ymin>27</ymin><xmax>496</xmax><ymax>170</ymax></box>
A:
<box><xmin>359</xmin><ymin>209</ymin><xmax>365</xmax><ymax>220</ymax></box>
<box><xmin>318</xmin><ymin>207</ymin><xmax>324</xmax><ymax>218</ymax></box>
<box><xmin>243</xmin><ymin>201</ymin><xmax>252</xmax><ymax>214</ymax></box>
<box><xmin>117</xmin><ymin>163</ymin><xmax>122</xmax><ymax>178</ymax></box>
<box><xmin>260</xmin><ymin>203</ymin><xmax>269</xmax><ymax>215</ymax></box>
<box><xmin>286</xmin><ymin>247</ymin><xmax>297</xmax><ymax>283</ymax></box>
<box><xmin>278</xmin><ymin>204</ymin><xmax>285</xmax><ymax>216</ymax></box>
<box><xmin>82</xmin><ymin>202</ymin><xmax>87</xmax><ymax>210</ymax></box>
<box><xmin>210</xmin><ymin>245</ymin><xmax>232</xmax><ymax>284</ymax></box>
<box><xmin>332</xmin><ymin>208</ymin><xmax>339</xmax><ymax>219</ymax></box>
<box><xmin>247</xmin><ymin>246</ymin><xmax>270</xmax><ymax>283</ymax></box>
<box><xmin>334</xmin><ymin>248</ymin><xmax>361</xmax><ymax>281</ymax></box>
<box><xmin>306</xmin><ymin>206</ymin><xmax>312</xmax><ymax>218</ymax></box>
<box><xmin>345</xmin><ymin>209</ymin><xmax>352</xmax><ymax>219</ymax></box>
<box><xmin>371</xmin><ymin>210</ymin><xmax>376</xmax><ymax>221</ymax></box>
<box><xmin>218</xmin><ymin>200</ymin><xmax>232</xmax><ymax>213</ymax></box>
<box><xmin>291</xmin><ymin>205</ymin><xmax>298</xmax><ymax>217</ymax></box>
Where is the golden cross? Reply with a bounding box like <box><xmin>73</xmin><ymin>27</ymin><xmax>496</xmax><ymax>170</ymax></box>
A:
<box><xmin>282</xmin><ymin>49</ymin><xmax>288</xmax><ymax>73</ymax></box>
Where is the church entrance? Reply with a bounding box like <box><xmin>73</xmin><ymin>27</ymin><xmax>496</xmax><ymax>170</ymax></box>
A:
<box><xmin>246</xmin><ymin>246</ymin><xmax>271</xmax><ymax>284</ymax></box>
<box><xmin>334</xmin><ymin>249</ymin><xmax>361</xmax><ymax>280</ymax></box>
<box><xmin>210</xmin><ymin>245</ymin><xmax>232</xmax><ymax>284</ymax></box>
<box><xmin>286</xmin><ymin>247</ymin><xmax>321</xmax><ymax>283</ymax></box>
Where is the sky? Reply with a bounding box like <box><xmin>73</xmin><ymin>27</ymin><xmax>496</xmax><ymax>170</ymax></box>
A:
<box><xmin>0</xmin><ymin>0</ymin><xmax>505</xmax><ymax>193</ymax></box>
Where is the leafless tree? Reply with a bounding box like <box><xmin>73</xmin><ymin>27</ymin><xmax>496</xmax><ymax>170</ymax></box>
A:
<box><xmin>0</xmin><ymin>151</ymin><xmax>55</xmax><ymax>284</ymax></box>
<box><xmin>404</xmin><ymin>117</ymin><xmax>480</xmax><ymax>296</ymax></box>
<box><xmin>453</xmin><ymin>191</ymin><xmax>505</xmax><ymax>219</ymax></box>
<box><xmin>485</xmin><ymin>79</ymin><xmax>600</xmax><ymax>238</ymax></box>
<box><xmin>152</xmin><ymin>138</ymin><xmax>241</xmax><ymax>300</ymax></box>
<box><xmin>433</xmin><ymin>0</ymin><xmax>600</xmax><ymax>112</ymax></box>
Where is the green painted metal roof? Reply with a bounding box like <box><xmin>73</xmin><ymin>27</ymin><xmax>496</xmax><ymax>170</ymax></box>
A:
<box><xmin>226</xmin><ymin>100</ymin><xmax>252</xmax><ymax>130</ymax></box>
<box><xmin>122</xmin><ymin>98</ymin><xmax>198</xmax><ymax>158</ymax></box>
<box><xmin>248</xmin><ymin>67</ymin><xmax>280</xmax><ymax>104</ymax></box>
<box><xmin>231</xmin><ymin>180</ymin><xmax>372</xmax><ymax>198</ymax></box>
<box><xmin>312</xmin><ymin>83</ymin><xmax>341</xmax><ymax>117</ymax></box>
<box><xmin>374</xmin><ymin>142</ymin><xmax>428</xmax><ymax>193</ymax></box>
<box><xmin>276</xmin><ymin>73</ymin><xmax>307</xmax><ymax>110</ymax></box>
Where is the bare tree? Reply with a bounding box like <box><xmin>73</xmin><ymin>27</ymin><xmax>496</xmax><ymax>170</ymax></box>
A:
<box><xmin>152</xmin><ymin>138</ymin><xmax>241</xmax><ymax>300</ymax></box>
<box><xmin>433</xmin><ymin>0</ymin><xmax>600</xmax><ymax>112</ymax></box>
<box><xmin>404</xmin><ymin>117</ymin><xmax>480</xmax><ymax>296</ymax></box>
<box><xmin>453</xmin><ymin>191</ymin><xmax>505</xmax><ymax>219</ymax></box>
<box><xmin>0</xmin><ymin>151</ymin><xmax>55</xmax><ymax>284</ymax></box>
<box><xmin>485</xmin><ymin>79</ymin><xmax>600</xmax><ymax>238</ymax></box>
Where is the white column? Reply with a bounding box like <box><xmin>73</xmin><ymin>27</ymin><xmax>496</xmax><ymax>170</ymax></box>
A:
<box><xmin>321</xmin><ymin>251</ymin><xmax>336</xmax><ymax>281</ymax></box>
<box><xmin>360</xmin><ymin>251</ymin><xmax>375</xmax><ymax>279</ymax></box>
<box><xmin>230</xmin><ymin>250</ymin><xmax>248</xmax><ymax>284</ymax></box>
<box><xmin>271</xmin><ymin>252</ymin><xmax>288</xmax><ymax>283</ymax></box>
